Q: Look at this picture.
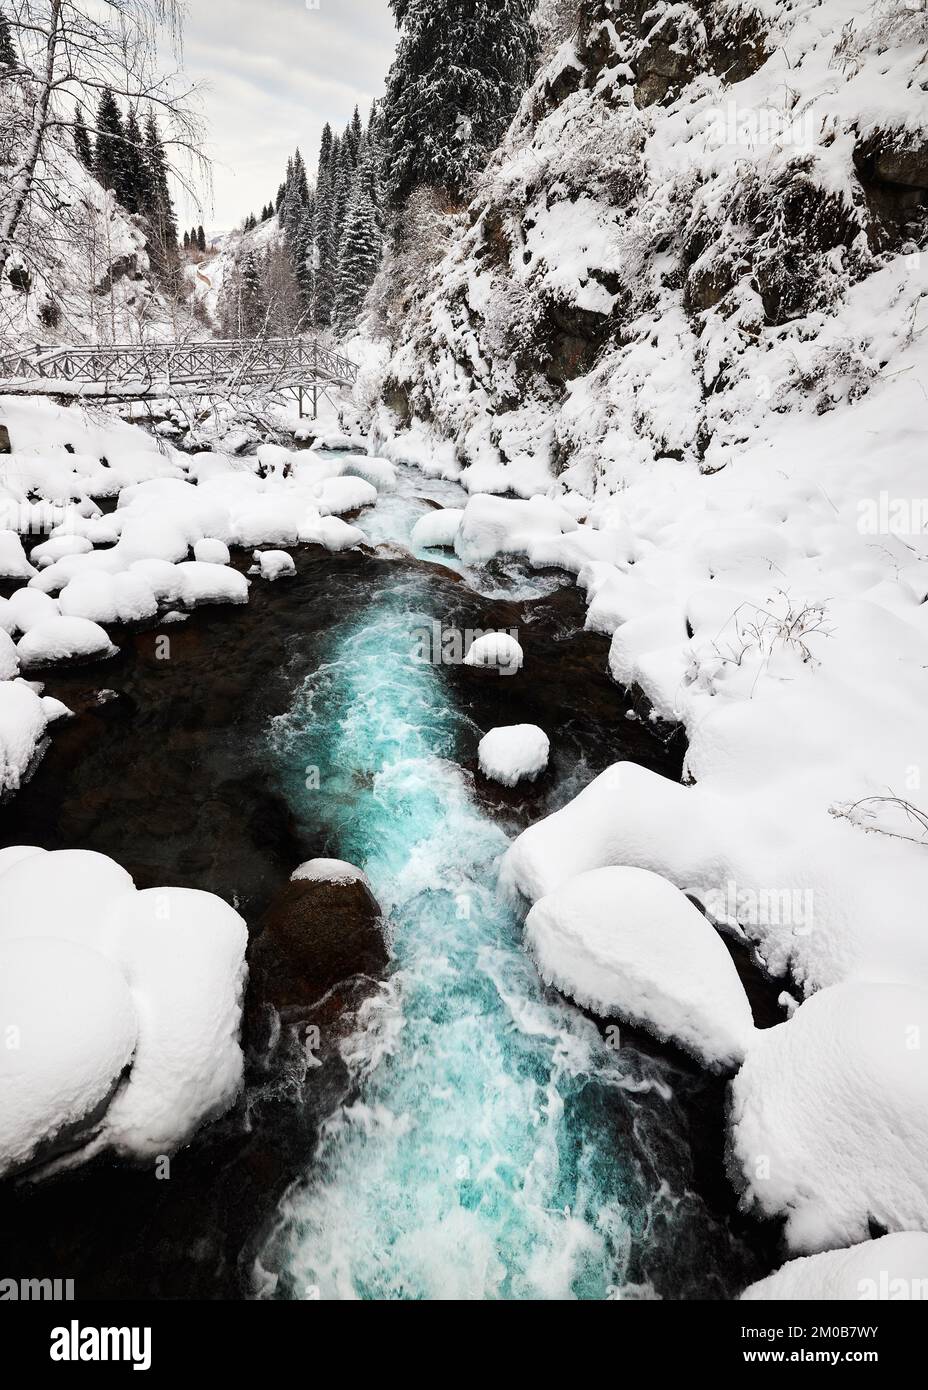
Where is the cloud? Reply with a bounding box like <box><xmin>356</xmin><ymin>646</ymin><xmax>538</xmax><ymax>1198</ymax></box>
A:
<box><xmin>170</xmin><ymin>0</ymin><xmax>397</xmax><ymax>231</ymax></box>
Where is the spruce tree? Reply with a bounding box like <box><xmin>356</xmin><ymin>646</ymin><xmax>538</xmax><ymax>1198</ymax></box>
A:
<box><xmin>73</xmin><ymin>106</ymin><xmax>94</xmax><ymax>170</ymax></box>
<box><xmin>333</xmin><ymin>166</ymin><xmax>382</xmax><ymax>336</ymax></box>
<box><xmin>140</xmin><ymin>112</ymin><xmax>179</xmax><ymax>285</ymax></box>
<box><xmin>197</xmin><ymin>224</ymin><xmax>206</xmax><ymax>252</ymax></box>
<box><xmin>183</xmin><ymin>229</ymin><xmax>190</xmax><ymax>250</ymax></box>
<box><xmin>0</xmin><ymin>12</ymin><xmax>16</xmax><ymax>68</ymax></box>
<box><xmin>122</xmin><ymin>108</ymin><xmax>145</xmax><ymax>213</ymax></box>
<box><xmin>94</xmin><ymin>88</ymin><xmax>129</xmax><ymax>200</ymax></box>
<box><xmin>383</xmin><ymin>0</ymin><xmax>537</xmax><ymax>204</ymax></box>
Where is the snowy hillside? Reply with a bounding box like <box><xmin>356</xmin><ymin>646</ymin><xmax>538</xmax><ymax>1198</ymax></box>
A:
<box><xmin>0</xmin><ymin>118</ymin><xmax>202</xmax><ymax>351</ymax></box>
<box><xmin>373</xmin><ymin>0</ymin><xmax>928</xmax><ymax>492</ymax></box>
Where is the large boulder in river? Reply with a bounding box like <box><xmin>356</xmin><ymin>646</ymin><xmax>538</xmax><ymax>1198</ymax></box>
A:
<box><xmin>248</xmin><ymin>859</ymin><xmax>387</xmax><ymax>1028</ymax></box>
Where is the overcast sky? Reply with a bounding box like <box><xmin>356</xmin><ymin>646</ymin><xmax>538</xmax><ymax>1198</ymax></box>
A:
<box><xmin>172</xmin><ymin>0</ymin><xmax>397</xmax><ymax>234</ymax></box>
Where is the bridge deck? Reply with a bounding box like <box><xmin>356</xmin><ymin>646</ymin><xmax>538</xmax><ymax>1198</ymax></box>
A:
<box><xmin>0</xmin><ymin>338</ymin><xmax>359</xmax><ymax>401</ymax></box>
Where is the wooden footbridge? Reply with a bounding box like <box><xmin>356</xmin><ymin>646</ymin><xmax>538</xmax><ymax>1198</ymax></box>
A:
<box><xmin>0</xmin><ymin>338</ymin><xmax>358</xmax><ymax>414</ymax></box>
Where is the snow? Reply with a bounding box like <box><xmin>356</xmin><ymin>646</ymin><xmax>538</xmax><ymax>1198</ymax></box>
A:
<box><xmin>299</xmin><ymin>514</ymin><xmax>367</xmax><ymax>551</ymax></box>
<box><xmin>175</xmin><ymin>561</ymin><xmax>249</xmax><ymax>608</ymax></box>
<box><xmin>0</xmin><ymin>849</ymin><xmax>247</xmax><ymax>1176</ymax></box>
<box><xmin>730</xmin><ymin>982</ymin><xmax>928</xmax><ymax>1254</ymax></box>
<box><xmin>454</xmin><ymin>494</ymin><xmax>577</xmax><ymax>567</ymax></box>
<box><xmin>250</xmin><ymin>549</ymin><xmax>296</xmax><ymax>581</ymax></box>
<box><xmin>525</xmin><ymin>866</ymin><xmax>755</xmax><ymax>1070</ymax></box>
<box><xmin>291</xmin><ymin>858</ymin><xmax>372</xmax><ymax>890</ymax></box>
<box><xmin>0</xmin><ymin>937</ymin><xmax>138</xmax><ymax>1179</ymax></box>
<box><xmin>342</xmin><ymin>456</ymin><xmax>398</xmax><ymax>491</ymax></box>
<box><xmin>464</xmin><ymin>631</ymin><xmax>524</xmax><ymax>674</ymax></box>
<box><xmin>741</xmin><ymin>1232</ymin><xmax>928</xmax><ymax>1301</ymax></box>
<box><xmin>478</xmin><ymin>724</ymin><xmax>549</xmax><ymax>786</ymax></box>
<box><xmin>5</xmin><ymin>587</ymin><xmax>58</xmax><ymax>633</ymax></box>
<box><xmin>17</xmin><ymin>617</ymin><xmax>117</xmax><ymax>669</ymax></box>
<box><xmin>58</xmin><ymin>572</ymin><xmax>158</xmax><ymax>626</ymax></box>
<box><xmin>411</xmin><ymin>507</ymin><xmax>464</xmax><ymax>550</ymax></box>
<box><xmin>0</xmin><ymin>534</ymin><xmax>36</xmax><ymax>580</ymax></box>
<box><xmin>31</xmin><ymin>535</ymin><xmax>94</xmax><ymax>568</ymax></box>
<box><xmin>193</xmin><ymin>538</ymin><xmax>231</xmax><ymax>565</ymax></box>
<box><xmin>0</xmin><ymin>630</ymin><xmax>19</xmax><ymax>681</ymax></box>
<box><xmin>0</xmin><ymin>681</ymin><xmax>55</xmax><ymax>793</ymax></box>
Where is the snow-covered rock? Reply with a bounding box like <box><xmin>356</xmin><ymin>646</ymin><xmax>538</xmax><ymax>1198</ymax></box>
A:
<box><xmin>5</xmin><ymin>587</ymin><xmax>59</xmax><ymax>633</ymax></box>
<box><xmin>193</xmin><ymin>538</ymin><xmax>231</xmax><ymax>565</ymax></box>
<box><xmin>741</xmin><ymin>1233</ymin><xmax>928</xmax><ymax>1302</ymax></box>
<box><xmin>526</xmin><ymin>866</ymin><xmax>755</xmax><ymax>1070</ymax></box>
<box><xmin>291</xmin><ymin>858</ymin><xmax>372</xmax><ymax>890</ymax></box>
<box><xmin>730</xmin><ymin>982</ymin><xmax>928</xmax><ymax>1254</ymax></box>
<box><xmin>31</xmin><ymin>535</ymin><xmax>93</xmax><ymax>569</ymax></box>
<box><xmin>463</xmin><ymin>631</ymin><xmax>524</xmax><ymax>675</ymax></box>
<box><xmin>0</xmin><ymin>937</ymin><xmax>138</xmax><ymax>1177</ymax></box>
<box><xmin>0</xmin><ymin>849</ymin><xmax>247</xmax><ymax>1177</ymax></box>
<box><xmin>0</xmin><ymin>628</ymin><xmax>19</xmax><ymax>681</ymax></box>
<box><xmin>299</xmin><ymin>513</ymin><xmax>366</xmax><ymax>551</ymax></box>
<box><xmin>478</xmin><ymin>724</ymin><xmax>549</xmax><ymax>786</ymax></box>
<box><xmin>58</xmin><ymin>572</ymin><xmax>158</xmax><ymax>626</ymax></box>
<box><xmin>454</xmin><ymin>495</ymin><xmax>577</xmax><ymax>567</ymax></box>
<box><xmin>0</xmin><ymin>682</ymin><xmax>54</xmax><ymax>793</ymax></box>
<box><xmin>176</xmin><ymin>561</ymin><xmax>249</xmax><ymax>608</ymax></box>
<box><xmin>0</xmin><ymin>533</ymin><xmax>36</xmax><ymax>581</ymax></box>
<box><xmin>314</xmin><ymin>475</ymin><xmax>377</xmax><ymax>516</ymax></box>
<box><xmin>250</xmin><ymin>549</ymin><xmax>296</xmax><ymax>581</ymax></box>
<box><xmin>342</xmin><ymin>456</ymin><xmax>397</xmax><ymax>491</ymax></box>
<box><xmin>411</xmin><ymin>507</ymin><xmax>464</xmax><ymax>550</ymax></box>
<box><xmin>17</xmin><ymin>616</ymin><xmax>117</xmax><ymax>669</ymax></box>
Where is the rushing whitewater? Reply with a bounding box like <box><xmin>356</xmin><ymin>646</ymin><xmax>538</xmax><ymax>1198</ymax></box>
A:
<box><xmin>260</xmin><ymin>468</ymin><xmax>756</xmax><ymax>1300</ymax></box>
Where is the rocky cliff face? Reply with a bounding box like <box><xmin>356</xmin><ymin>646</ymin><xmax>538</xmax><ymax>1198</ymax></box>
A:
<box><xmin>373</xmin><ymin>0</ymin><xmax>928</xmax><ymax>497</ymax></box>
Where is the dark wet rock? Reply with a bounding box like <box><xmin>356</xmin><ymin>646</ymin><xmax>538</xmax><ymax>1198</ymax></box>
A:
<box><xmin>0</xmin><ymin>423</ymin><xmax>11</xmax><ymax>453</ymax></box>
<box><xmin>248</xmin><ymin>868</ymin><xmax>387</xmax><ymax>1028</ymax></box>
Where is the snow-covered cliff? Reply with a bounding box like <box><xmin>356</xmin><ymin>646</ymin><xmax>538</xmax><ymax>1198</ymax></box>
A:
<box><xmin>373</xmin><ymin>0</ymin><xmax>928</xmax><ymax>496</ymax></box>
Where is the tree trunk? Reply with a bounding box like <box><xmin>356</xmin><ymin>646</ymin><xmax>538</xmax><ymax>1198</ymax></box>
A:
<box><xmin>0</xmin><ymin>1</ymin><xmax>63</xmax><ymax>252</ymax></box>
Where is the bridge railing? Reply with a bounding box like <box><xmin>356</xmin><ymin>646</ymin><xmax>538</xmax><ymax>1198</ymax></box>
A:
<box><xmin>0</xmin><ymin>338</ymin><xmax>359</xmax><ymax>388</ymax></box>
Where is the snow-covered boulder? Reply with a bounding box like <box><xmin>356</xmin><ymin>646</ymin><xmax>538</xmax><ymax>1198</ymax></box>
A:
<box><xmin>741</xmin><ymin>1233</ymin><xmax>928</xmax><ymax>1301</ymax></box>
<box><xmin>314</xmin><ymin>474</ymin><xmax>377</xmax><ymax>516</ymax></box>
<box><xmin>0</xmin><ymin>849</ymin><xmax>247</xmax><ymax>1177</ymax></box>
<box><xmin>291</xmin><ymin>858</ymin><xmax>372</xmax><ymax>889</ymax></box>
<box><xmin>176</xmin><ymin>561</ymin><xmax>249</xmax><ymax>608</ymax></box>
<box><xmin>193</xmin><ymin>538</ymin><xmax>230</xmax><ymax>565</ymax></box>
<box><xmin>6</xmin><ymin>587</ymin><xmax>59</xmax><ymax>633</ymax></box>
<box><xmin>250</xmin><ymin>549</ymin><xmax>296</xmax><ymax>582</ymax></box>
<box><xmin>0</xmin><ymin>628</ymin><xmax>19</xmax><ymax>681</ymax></box>
<box><xmin>464</xmin><ymin>631</ymin><xmax>524</xmax><ymax>675</ymax></box>
<box><xmin>0</xmin><ymin>533</ymin><xmax>36</xmax><ymax>581</ymax></box>
<box><xmin>411</xmin><ymin>507</ymin><xmax>464</xmax><ymax>550</ymax></box>
<box><xmin>31</xmin><ymin>535</ymin><xmax>93</xmax><ymax>569</ymax></box>
<box><xmin>478</xmin><ymin>724</ymin><xmax>549</xmax><ymax>786</ymax></box>
<box><xmin>342</xmin><ymin>456</ymin><xmax>397</xmax><ymax>491</ymax></box>
<box><xmin>58</xmin><ymin>572</ymin><xmax>158</xmax><ymax>626</ymax></box>
<box><xmin>298</xmin><ymin>513</ymin><xmax>366</xmax><ymax>551</ymax></box>
<box><xmin>730</xmin><ymin>982</ymin><xmax>928</xmax><ymax>1254</ymax></box>
<box><xmin>17</xmin><ymin>616</ymin><xmax>117</xmax><ymax>669</ymax></box>
<box><xmin>0</xmin><ymin>937</ymin><xmax>138</xmax><ymax>1177</ymax></box>
<box><xmin>526</xmin><ymin>866</ymin><xmax>755</xmax><ymax>1070</ymax></box>
<box><xmin>256</xmin><ymin>443</ymin><xmax>292</xmax><ymax>476</ymax></box>
<box><xmin>0</xmin><ymin>682</ymin><xmax>53</xmax><ymax>793</ymax></box>
<box><xmin>454</xmin><ymin>494</ymin><xmax>577</xmax><ymax>567</ymax></box>
<box><xmin>129</xmin><ymin>558</ymin><xmax>186</xmax><ymax>606</ymax></box>
<box><xmin>230</xmin><ymin>497</ymin><xmax>299</xmax><ymax>548</ymax></box>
